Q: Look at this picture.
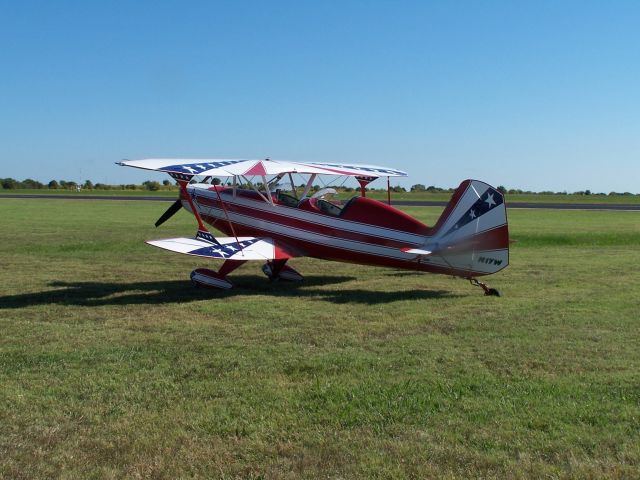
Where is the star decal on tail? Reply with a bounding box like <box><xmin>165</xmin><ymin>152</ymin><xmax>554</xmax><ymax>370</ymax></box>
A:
<box><xmin>443</xmin><ymin>187</ymin><xmax>504</xmax><ymax>237</ymax></box>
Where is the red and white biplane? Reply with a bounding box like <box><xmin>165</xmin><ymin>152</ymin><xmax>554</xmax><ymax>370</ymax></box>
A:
<box><xmin>117</xmin><ymin>158</ymin><xmax>509</xmax><ymax>296</ymax></box>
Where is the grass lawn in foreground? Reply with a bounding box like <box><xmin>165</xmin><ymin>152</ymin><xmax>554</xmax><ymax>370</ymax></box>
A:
<box><xmin>0</xmin><ymin>199</ymin><xmax>639</xmax><ymax>478</ymax></box>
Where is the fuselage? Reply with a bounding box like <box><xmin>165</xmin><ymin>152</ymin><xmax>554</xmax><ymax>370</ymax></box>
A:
<box><xmin>182</xmin><ymin>184</ymin><xmax>493</xmax><ymax>277</ymax></box>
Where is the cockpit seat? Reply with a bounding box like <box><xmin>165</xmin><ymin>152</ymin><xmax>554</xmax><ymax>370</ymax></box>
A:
<box><xmin>277</xmin><ymin>191</ymin><xmax>299</xmax><ymax>207</ymax></box>
<box><xmin>316</xmin><ymin>199</ymin><xmax>342</xmax><ymax>216</ymax></box>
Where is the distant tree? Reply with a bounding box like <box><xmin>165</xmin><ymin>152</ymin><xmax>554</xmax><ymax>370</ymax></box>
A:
<box><xmin>392</xmin><ymin>185</ymin><xmax>406</xmax><ymax>192</ymax></box>
<box><xmin>143</xmin><ymin>180</ymin><xmax>161</xmax><ymax>191</ymax></box>
<box><xmin>1</xmin><ymin>178</ymin><xmax>19</xmax><ymax>189</ymax></box>
<box><xmin>83</xmin><ymin>180</ymin><xmax>93</xmax><ymax>190</ymax></box>
<box><xmin>48</xmin><ymin>180</ymin><xmax>59</xmax><ymax>189</ymax></box>
<box><xmin>496</xmin><ymin>185</ymin><xmax>507</xmax><ymax>194</ymax></box>
<box><xmin>22</xmin><ymin>178</ymin><xmax>43</xmax><ymax>189</ymax></box>
<box><xmin>212</xmin><ymin>177</ymin><xmax>221</xmax><ymax>186</ymax></box>
<box><xmin>65</xmin><ymin>181</ymin><xmax>78</xmax><ymax>190</ymax></box>
<box><xmin>410</xmin><ymin>184</ymin><xmax>426</xmax><ymax>192</ymax></box>
<box><xmin>162</xmin><ymin>179</ymin><xmax>171</xmax><ymax>186</ymax></box>
<box><xmin>585</xmin><ymin>189</ymin><xmax>591</xmax><ymax>195</ymax></box>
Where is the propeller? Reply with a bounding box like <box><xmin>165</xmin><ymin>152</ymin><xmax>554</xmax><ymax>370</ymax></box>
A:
<box><xmin>155</xmin><ymin>199</ymin><xmax>183</xmax><ymax>227</ymax></box>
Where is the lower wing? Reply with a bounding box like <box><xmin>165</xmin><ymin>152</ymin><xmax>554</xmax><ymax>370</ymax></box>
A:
<box><xmin>147</xmin><ymin>236</ymin><xmax>300</xmax><ymax>261</ymax></box>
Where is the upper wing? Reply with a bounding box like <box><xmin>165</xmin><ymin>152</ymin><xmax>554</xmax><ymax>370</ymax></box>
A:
<box><xmin>117</xmin><ymin>158</ymin><xmax>408</xmax><ymax>178</ymax></box>
<box><xmin>296</xmin><ymin>161</ymin><xmax>407</xmax><ymax>177</ymax></box>
<box><xmin>146</xmin><ymin>236</ymin><xmax>302</xmax><ymax>261</ymax></box>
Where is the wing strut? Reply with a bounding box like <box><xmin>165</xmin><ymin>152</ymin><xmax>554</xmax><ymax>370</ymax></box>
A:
<box><xmin>213</xmin><ymin>185</ymin><xmax>242</xmax><ymax>251</ymax></box>
<box><xmin>387</xmin><ymin>176</ymin><xmax>391</xmax><ymax>205</ymax></box>
<box><xmin>288</xmin><ymin>173</ymin><xmax>298</xmax><ymax>199</ymax></box>
<box><xmin>301</xmin><ymin>174</ymin><xmax>317</xmax><ymax>199</ymax></box>
<box><xmin>176</xmin><ymin>179</ymin><xmax>223</xmax><ymax>247</ymax></box>
<box><xmin>179</xmin><ymin>181</ymin><xmax>208</xmax><ymax>233</ymax></box>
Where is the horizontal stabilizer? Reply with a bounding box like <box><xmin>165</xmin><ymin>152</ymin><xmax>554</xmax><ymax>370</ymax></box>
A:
<box><xmin>401</xmin><ymin>247</ymin><xmax>432</xmax><ymax>256</ymax></box>
<box><xmin>147</xmin><ymin>236</ymin><xmax>286</xmax><ymax>260</ymax></box>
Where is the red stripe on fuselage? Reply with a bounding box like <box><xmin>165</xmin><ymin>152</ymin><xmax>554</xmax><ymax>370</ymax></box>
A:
<box><xmin>194</xmin><ymin>194</ymin><xmax>424</xmax><ymax>249</ymax></box>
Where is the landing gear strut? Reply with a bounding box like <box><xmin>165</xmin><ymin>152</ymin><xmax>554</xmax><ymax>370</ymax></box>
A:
<box><xmin>468</xmin><ymin>278</ymin><xmax>501</xmax><ymax>297</ymax></box>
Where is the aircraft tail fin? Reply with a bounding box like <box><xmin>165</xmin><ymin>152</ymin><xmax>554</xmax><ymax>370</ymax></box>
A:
<box><xmin>425</xmin><ymin>180</ymin><xmax>509</xmax><ymax>276</ymax></box>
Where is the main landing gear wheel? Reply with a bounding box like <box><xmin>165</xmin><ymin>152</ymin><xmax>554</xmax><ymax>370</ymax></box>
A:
<box><xmin>262</xmin><ymin>262</ymin><xmax>280</xmax><ymax>282</ymax></box>
<box><xmin>190</xmin><ymin>268</ymin><xmax>233</xmax><ymax>289</ymax></box>
<box><xmin>468</xmin><ymin>278</ymin><xmax>501</xmax><ymax>297</ymax></box>
<box><xmin>262</xmin><ymin>261</ymin><xmax>304</xmax><ymax>282</ymax></box>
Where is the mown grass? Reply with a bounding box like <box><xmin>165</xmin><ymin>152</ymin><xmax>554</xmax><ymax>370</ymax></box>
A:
<box><xmin>0</xmin><ymin>199</ymin><xmax>639</xmax><ymax>479</ymax></box>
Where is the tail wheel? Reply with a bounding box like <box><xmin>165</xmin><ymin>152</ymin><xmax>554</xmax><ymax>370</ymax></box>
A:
<box><xmin>468</xmin><ymin>278</ymin><xmax>501</xmax><ymax>297</ymax></box>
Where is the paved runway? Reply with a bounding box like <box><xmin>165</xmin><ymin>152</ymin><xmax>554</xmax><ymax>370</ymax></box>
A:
<box><xmin>1</xmin><ymin>193</ymin><xmax>639</xmax><ymax>210</ymax></box>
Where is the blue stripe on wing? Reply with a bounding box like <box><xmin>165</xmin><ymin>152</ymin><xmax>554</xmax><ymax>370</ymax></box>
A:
<box><xmin>165</xmin><ymin>159</ymin><xmax>246</xmax><ymax>175</ymax></box>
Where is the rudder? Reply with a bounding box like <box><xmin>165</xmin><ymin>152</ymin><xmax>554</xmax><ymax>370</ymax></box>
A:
<box><xmin>427</xmin><ymin>180</ymin><xmax>509</xmax><ymax>276</ymax></box>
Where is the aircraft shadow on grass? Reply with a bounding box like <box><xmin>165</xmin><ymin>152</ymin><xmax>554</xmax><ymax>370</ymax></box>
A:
<box><xmin>0</xmin><ymin>275</ymin><xmax>457</xmax><ymax>309</ymax></box>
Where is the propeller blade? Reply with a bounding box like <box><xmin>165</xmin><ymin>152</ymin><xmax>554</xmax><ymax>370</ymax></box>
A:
<box><xmin>155</xmin><ymin>199</ymin><xmax>183</xmax><ymax>227</ymax></box>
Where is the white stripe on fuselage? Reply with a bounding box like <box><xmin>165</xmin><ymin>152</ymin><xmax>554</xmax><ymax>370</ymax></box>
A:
<box><xmin>196</xmin><ymin>203</ymin><xmax>418</xmax><ymax>262</ymax></box>
<box><xmin>189</xmin><ymin>185</ymin><xmax>428</xmax><ymax>244</ymax></box>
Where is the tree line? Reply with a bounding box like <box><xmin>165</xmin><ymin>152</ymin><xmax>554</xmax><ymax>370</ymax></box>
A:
<box><xmin>0</xmin><ymin>177</ymin><xmax>637</xmax><ymax>196</ymax></box>
<box><xmin>0</xmin><ymin>178</ymin><xmax>178</xmax><ymax>191</ymax></box>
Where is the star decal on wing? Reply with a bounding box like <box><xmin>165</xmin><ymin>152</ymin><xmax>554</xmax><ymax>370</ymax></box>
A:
<box><xmin>189</xmin><ymin>238</ymin><xmax>261</xmax><ymax>258</ymax></box>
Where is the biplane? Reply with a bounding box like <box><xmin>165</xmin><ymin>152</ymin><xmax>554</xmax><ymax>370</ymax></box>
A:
<box><xmin>117</xmin><ymin>158</ymin><xmax>509</xmax><ymax>296</ymax></box>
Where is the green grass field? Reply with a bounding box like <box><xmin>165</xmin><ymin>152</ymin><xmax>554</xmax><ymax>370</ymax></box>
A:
<box><xmin>1</xmin><ymin>199</ymin><xmax>639</xmax><ymax>478</ymax></box>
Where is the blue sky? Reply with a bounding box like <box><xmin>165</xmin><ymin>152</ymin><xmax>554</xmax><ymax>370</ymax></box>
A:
<box><xmin>1</xmin><ymin>1</ymin><xmax>639</xmax><ymax>192</ymax></box>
